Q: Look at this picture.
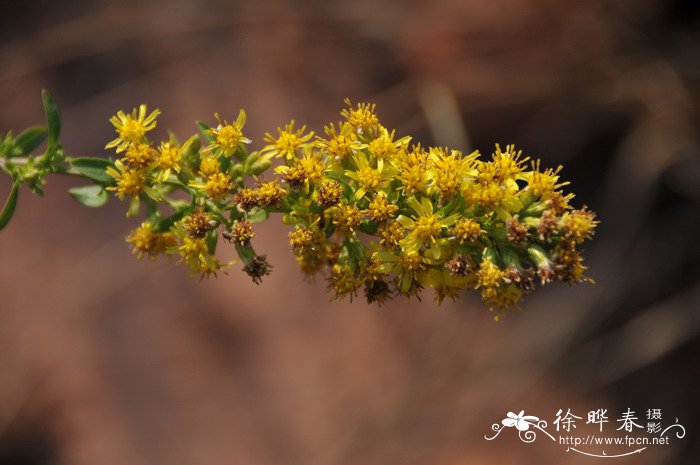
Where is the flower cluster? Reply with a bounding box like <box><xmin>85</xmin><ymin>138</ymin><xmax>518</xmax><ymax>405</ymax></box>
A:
<box><xmin>103</xmin><ymin>99</ymin><xmax>598</xmax><ymax>318</ymax></box>
<box><xmin>104</xmin><ymin>105</ymin><xmax>274</xmax><ymax>279</ymax></box>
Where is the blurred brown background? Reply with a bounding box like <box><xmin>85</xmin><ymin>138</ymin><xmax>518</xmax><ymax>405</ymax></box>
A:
<box><xmin>1</xmin><ymin>0</ymin><xmax>699</xmax><ymax>464</ymax></box>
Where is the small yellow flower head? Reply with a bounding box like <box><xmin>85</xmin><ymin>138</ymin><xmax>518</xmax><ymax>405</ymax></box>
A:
<box><xmin>262</xmin><ymin>121</ymin><xmax>314</xmax><ymax>160</ymax></box>
<box><xmin>278</xmin><ymin>152</ymin><xmax>326</xmax><ymax>189</ymax></box>
<box><xmin>157</xmin><ymin>141</ymin><xmax>182</xmax><ymax>172</ymax></box>
<box><xmin>413</xmin><ymin>214</ymin><xmax>441</xmax><ymax>240</ymax></box>
<box><xmin>396</xmin><ymin>147</ymin><xmax>429</xmax><ymax>195</ymax></box>
<box><xmin>356</xmin><ymin>166</ymin><xmax>381</xmax><ymax>192</ymax></box>
<box><xmin>378</xmin><ymin>221</ymin><xmax>405</xmax><ymax>248</ymax></box>
<box><xmin>332</xmin><ymin>204</ymin><xmax>363</xmax><ymax>234</ymax></box>
<box><xmin>481</xmin><ymin>284</ymin><xmax>523</xmax><ymax>320</ymax></box>
<box><xmin>106</xmin><ymin>105</ymin><xmax>160</xmax><ymax>152</ymax></box>
<box><xmin>367</xmin><ymin>194</ymin><xmax>398</xmax><ymax>222</ymax></box>
<box><xmin>328</xmin><ymin>264</ymin><xmax>363</xmax><ymax>301</ymax></box>
<box><xmin>233</xmin><ymin>188</ymin><xmax>259</xmax><ymax>211</ymax></box>
<box><xmin>420</xmin><ymin>268</ymin><xmax>470</xmax><ymax>304</ymax></box>
<box><xmin>254</xmin><ymin>180</ymin><xmax>286</xmax><ymax>207</ymax></box>
<box><xmin>553</xmin><ymin>240</ymin><xmax>591</xmax><ymax>284</ymax></box>
<box><xmin>398</xmin><ymin>197</ymin><xmax>459</xmax><ymax>253</ymax></box>
<box><xmin>318</xmin><ymin>123</ymin><xmax>358</xmax><ymax>161</ymax></box>
<box><xmin>476</xmin><ymin>259</ymin><xmax>505</xmax><ymax>291</ymax></box>
<box><xmin>341</xmin><ymin>99</ymin><xmax>380</xmax><ymax>135</ymax></box>
<box><xmin>124</xmin><ymin>143</ymin><xmax>155</xmax><ymax>168</ymax></box>
<box><xmin>178</xmin><ymin>235</ymin><xmax>208</xmax><ymax>261</ymax></box>
<box><xmin>367</xmin><ymin>129</ymin><xmax>404</xmax><ymax>160</ymax></box>
<box><xmin>560</xmin><ymin>206</ymin><xmax>598</xmax><ymax>244</ymax></box>
<box><xmin>227</xmin><ymin>220</ymin><xmax>255</xmax><ymax>245</ymax></box>
<box><xmin>106</xmin><ymin>160</ymin><xmax>147</xmax><ymax>199</ymax></box>
<box><xmin>198</xmin><ymin>154</ymin><xmax>221</xmax><ymax>177</ymax></box>
<box><xmin>288</xmin><ymin>225</ymin><xmax>323</xmax><ymax>254</ymax></box>
<box><xmin>453</xmin><ymin>218</ymin><xmax>483</xmax><ymax>243</ymax></box>
<box><xmin>463</xmin><ymin>181</ymin><xmax>505</xmax><ymax>207</ymax></box>
<box><xmin>529</xmin><ymin>160</ymin><xmax>569</xmax><ymax>199</ymax></box>
<box><xmin>207</xmin><ymin>111</ymin><xmax>251</xmax><ymax>156</ymax></box>
<box><xmin>126</xmin><ymin>222</ymin><xmax>174</xmax><ymax>260</ymax></box>
<box><xmin>545</xmin><ymin>191</ymin><xmax>574</xmax><ymax>214</ymax></box>
<box><xmin>478</xmin><ymin>144</ymin><xmax>528</xmax><ymax>184</ymax></box>
<box><xmin>191</xmin><ymin>172</ymin><xmax>233</xmax><ymax>201</ymax></box>
<box><xmin>183</xmin><ymin>209</ymin><xmax>214</xmax><ymax>238</ymax></box>
<box><xmin>315</xmin><ymin>180</ymin><xmax>343</xmax><ymax>208</ymax></box>
<box><xmin>429</xmin><ymin>147</ymin><xmax>476</xmax><ymax>200</ymax></box>
<box><xmin>393</xmin><ymin>251</ymin><xmax>427</xmax><ymax>296</ymax></box>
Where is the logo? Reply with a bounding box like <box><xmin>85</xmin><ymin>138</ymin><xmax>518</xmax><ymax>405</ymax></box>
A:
<box><xmin>484</xmin><ymin>408</ymin><xmax>686</xmax><ymax>458</ymax></box>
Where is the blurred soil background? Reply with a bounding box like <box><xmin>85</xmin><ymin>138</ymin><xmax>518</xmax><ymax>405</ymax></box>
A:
<box><xmin>1</xmin><ymin>0</ymin><xmax>699</xmax><ymax>464</ymax></box>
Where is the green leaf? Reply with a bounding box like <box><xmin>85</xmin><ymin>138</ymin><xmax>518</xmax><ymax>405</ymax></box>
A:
<box><xmin>42</xmin><ymin>90</ymin><xmax>61</xmax><ymax>147</ymax></box>
<box><xmin>196</xmin><ymin>121</ymin><xmax>215</xmax><ymax>143</ymax></box>
<box><xmin>0</xmin><ymin>182</ymin><xmax>19</xmax><ymax>230</ymax></box>
<box><xmin>68</xmin><ymin>185</ymin><xmax>108</xmax><ymax>208</ymax></box>
<box><xmin>14</xmin><ymin>126</ymin><xmax>47</xmax><ymax>155</ymax></box>
<box><xmin>69</xmin><ymin>157</ymin><xmax>114</xmax><ymax>184</ymax></box>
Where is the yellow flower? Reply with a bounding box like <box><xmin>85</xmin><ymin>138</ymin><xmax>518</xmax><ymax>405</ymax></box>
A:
<box><xmin>344</xmin><ymin>152</ymin><xmax>395</xmax><ymax>199</ymax></box>
<box><xmin>198</xmin><ymin>154</ymin><xmax>221</xmax><ymax>177</ymax></box>
<box><xmin>173</xmin><ymin>227</ymin><xmax>230</xmax><ymax>279</ymax></box>
<box><xmin>341</xmin><ymin>99</ymin><xmax>380</xmax><ymax>135</ymax></box>
<box><xmin>126</xmin><ymin>222</ymin><xmax>175</xmax><ymax>260</ymax></box>
<box><xmin>560</xmin><ymin>206</ymin><xmax>598</xmax><ymax>244</ymax></box>
<box><xmin>397</xmin><ymin>196</ymin><xmax>459</xmax><ymax>253</ymax></box>
<box><xmin>419</xmin><ymin>267</ymin><xmax>470</xmax><ymax>304</ymax></box>
<box><xmin>261</xmin><ymin>121</ymin><xmax>314</xmax><ymax>160</ymax></box>
<box><xmin>288</xmin><ymin>225</ymin><xmax>324</xmax><ymax>254</ymax></box>
<box><xmin>526</xmin><ymin>160</ymin><xmax>569</xmax><ymax>199</ymax></box>
<box><xmin>106</xmin><ymin>159</ymin><xmax>147</xmax><ymax>199</ymax></box>
<box><xmin>366</xmin><ymin>127</ymin><xmax>410</xmax><ymax>169</ymax></box>
<box><xmin>123</xmin><ymin>142</ymin><xmax>155</xmax><ymax>168</ymax></box>
<box><xmin>183</xmin><ymin>209</ymin><xmax>214</xmax><ymax>238</ymax></box>
<box><xmin>332</xmin><ymin>203</ymin><xmax>363</xmax><ymax>234</ymax></box>
<box><xmin>189</xmin><ymin>172</ymin><xmax>233</xmax><ymax>201</ymax></box>
<box><xmin>206</xmin><ymin>111</ymin><xmax>251</xmax><ymax>157</ymax></box>
<box><xmin>396</xmin><ymin>145</ymin><xmax>429</xmax><ymax>194</ymax></box>
<box><xmin>317</xmin><ymin>122</ymin><xmax>360</xmax><ymax>162</ymax></box>
<box><xmin>453</xmin><ymin>217</ymin><xmax>484</xmax><ymax>243</ymax></box>
<box><xmin>314</xmin><ymin>180</ymin><xmax>343</xmax><ymax>208</ymax></box>
<box><xmin>328</xmin><ymin>264</ymin><xmax>363</xmax><ymax>301</ymax></box>
<box><xmin>366</xmin><ymin>193</ymin><xmax>398</xmax><ymax>222</ymax></box>
<box><xmin>378</xmin><ymin>221</ymin><xmax>405</xmax><ymax>248</ymax></box>
<box><xmin>275</xmin><ymin>149</ymin><xmax>326</xmax><ymax>189</ymax></box>
<box><xmin>227</xmin><ymin>220</ymin><xmax>255</xmax><ymax>245</ymax></box>
<box><xmin>253</xmin><ymin>180</ymin><xmax>287</xmax><ymax>207</ymax></box>
<box><xmin>106</xmin><ymin>105</ymin><xmax>160</xmax><ymax>152</ymax></box>
<box><xmin>155</xmin><ymin>140</ymin><xmax>182</xmax><ymax>180</ymax></box>
<box><xmin>374</xmin><ymin>249</ymin><xmax>428</xmax><ymax>296</ymax></box>
<box><xmin>428</xmin><ymin>147</ymin><xmax>477</xmax><ymax>201</ymax></box>
<box><xmin>477</xmin><ymin>144</ymin><xmax>528</xmax><ymax>184</ymax></box>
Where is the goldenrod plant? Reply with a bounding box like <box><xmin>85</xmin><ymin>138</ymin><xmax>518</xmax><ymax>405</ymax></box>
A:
<box><xmin>0</xmin><ymin>92</ymin><xmax>598</xmax><ymax>319</ymax></box>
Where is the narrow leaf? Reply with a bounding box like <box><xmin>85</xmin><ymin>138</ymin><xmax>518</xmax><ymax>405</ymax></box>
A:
<box><xmin>68</xmin><ymin>185</ymin><xmax>108</xmax><ymax>208</ymax></box>
<box><xmin>196</xmin><ymin>121</ymin><xmax>215</xmax><ymax>143</ymax></box>
<box><xmin>14</xmin><ymin>126</ymin><xmax>47</xmax><ymax>155</ymax></box>
<box><xmin>41</xmin><ymin>90</ymin><xmax>61</xmax><ymax>147</ymax></box>
<box><xmin>0</xmin><ymin>182</ymin><xmax>19</xmax><ymax>230</ymax></box>
<box><xmin>69</xmin><ymin>157</ymin><xmax>114</xmax><ymax>184</ymax></box>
